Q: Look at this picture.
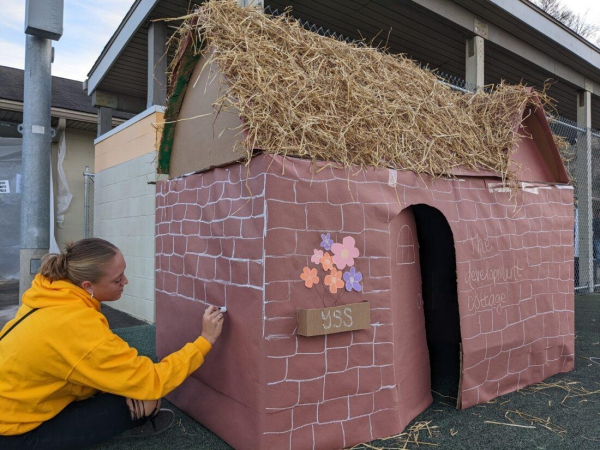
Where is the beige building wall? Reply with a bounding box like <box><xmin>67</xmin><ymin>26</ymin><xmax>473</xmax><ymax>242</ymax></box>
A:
<box><xmin>51</xmin><ymin>129</ymin><xmax>95</xmax><ymax>249</ymax></box>
<box><xmin>93</xmin><ymin>107</ymin><xmax>165</xmax><ymax>323</ymax></box>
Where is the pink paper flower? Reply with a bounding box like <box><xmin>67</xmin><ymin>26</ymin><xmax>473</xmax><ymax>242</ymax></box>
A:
<box><xmin>311</xmin><ymin>249</ymin><xmax>324</xmax><ymax>264</ymax></box>
<box><xmin>300</xmin><ymin>267</ymin><xmax>319</xmax><ymax>288</ymax></box>
<box><xmin>324</xmin><ymin>267</ymin><xmax>345</xmax><ymax>294</ymax></box>
<box><xmin>331</xmin><ymin>236</ymin><xmax>359</xmax><ymax>270</ymax></box>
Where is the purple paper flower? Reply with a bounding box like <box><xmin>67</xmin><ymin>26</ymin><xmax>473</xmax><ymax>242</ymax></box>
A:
<box><xmin>343</xmin><ymin>267</ymin><xmax>362</xmax><ymax>292</ymax></box>
<box><xmin>320</xmin><ymin>233</ymin><xmax>333</xmax><ymax>251</ymax></box>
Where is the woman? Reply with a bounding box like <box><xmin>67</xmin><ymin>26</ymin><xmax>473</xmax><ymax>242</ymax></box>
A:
<box><xmin>0</xmin><ymin>238</ymin><xmax>224</xmax><ymax>449</ymax></box>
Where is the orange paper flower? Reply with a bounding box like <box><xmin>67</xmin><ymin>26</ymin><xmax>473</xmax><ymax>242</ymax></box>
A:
<box><xmin>324</xmin><ymin>267</ymin><xmax>345</xmax><ymax>294</ymax></box>
<box><xmin>321</xmin><ymin>252</ymin><xmax>333</xmax><ymax>271</ymax></box>
<box><xmin>300</xmin><ymin>267</ymin><xmax>319</xmax><ymax>288</ymax></box>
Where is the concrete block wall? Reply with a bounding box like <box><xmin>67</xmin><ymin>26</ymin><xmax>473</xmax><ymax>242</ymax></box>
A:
<box><xmin>156</xmin><ymin>154</ymin><xmax>574</xmax><ymax>450</ymax></box>
<box><xmin>93</xmin><ymin>107</ymin><xmax>165</xmax><ymax>323</ymax></box>
<box><xmin>94</xmin><ymin>151</ymin><xmax>158</xmax><ymax>321</ymax></box>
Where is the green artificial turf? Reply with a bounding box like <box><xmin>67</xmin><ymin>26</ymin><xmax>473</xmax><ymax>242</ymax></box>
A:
<box><xmin>90</xmin><ymin>324</ymin><xmax>232</xmax><ymax>450</ymax></box>
<box><xmin>95</xmin><ymin>296</ymin><xmax>600</xmax><ymax>450</ymax></box>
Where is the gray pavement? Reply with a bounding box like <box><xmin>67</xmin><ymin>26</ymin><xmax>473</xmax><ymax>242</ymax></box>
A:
<box><xmin>0</xmin><ymin>304</ymin><xmax>18</xmax><ymax>328</ymax></box>
<box><xmin>0</xmin><ymin>278</ymin><xmax>19</xmax><ymax>330</ymax></box>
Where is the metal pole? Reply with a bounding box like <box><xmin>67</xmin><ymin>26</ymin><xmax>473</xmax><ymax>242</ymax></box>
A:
<box><xmin>83</xmin><ymin>166</ymin><xmax>95</xmax><ymax>238</ymax></box>
<box><xmin>576</xmin><ymin>90</ymin><xmax>594</xmax><ymax>294</ymax></box>
<box><xmin>83</xmin><ymin>166</ymin><xmax>89</xmax><ymax>238</ymax></box>
<box><xmin>19</xmin><ymin>34</ymin><xmax>53</xmax><ymax>300</ymax></box>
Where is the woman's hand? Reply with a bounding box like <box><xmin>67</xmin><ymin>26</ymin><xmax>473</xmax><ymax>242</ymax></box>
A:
<box><xmin>201</xmin><ymin>305</ymin><xmax>224</xmax><ymax>345</ymax></box>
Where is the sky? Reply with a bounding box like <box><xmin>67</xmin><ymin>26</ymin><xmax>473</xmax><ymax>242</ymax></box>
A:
<box><xmin>556</xmin><ymin>0</ymin><xmax>600</xmax><ymax>42</ymax></box>
<box><xmin>0</xmin><ymin>0</ymin><xmax>599</xmax><ymax>82</ymax></box>
<box><xmin>0</xmin><ymin>0</ymin><xmax>135</xmax><ymax>81</ymax></box>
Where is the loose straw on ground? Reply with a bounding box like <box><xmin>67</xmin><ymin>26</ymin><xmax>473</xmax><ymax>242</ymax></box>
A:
<box><xmin>504</xmin><ymin>410</ymin><xmax>566</xmax><ymax>438</ymax></box>
<box><xmin>519</xmin><ymin>379</ymin><xmax>600</xmax><ymax>407</ymax></box>
<box><xmin>484</xmin><ymin>420</ymin><xmax>536</xmax><ymax>429</ymax></box>
<box><xmin>348</xmin><ymin>421</ymin><xmax>440</xmax><ymax>449</ymax></box>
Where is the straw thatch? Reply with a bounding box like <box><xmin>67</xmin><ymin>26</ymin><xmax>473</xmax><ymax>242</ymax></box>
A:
<box><xmin>162</xmin><ymin>0</ymin><xmax>558</xmax><ymax>183</ymax></box>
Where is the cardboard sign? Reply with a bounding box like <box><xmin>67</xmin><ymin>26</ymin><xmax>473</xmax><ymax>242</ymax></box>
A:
<box><xmin>297</xmin><ymin>301</ymin><xmax>370</xmax><ymax>337</ymax></box>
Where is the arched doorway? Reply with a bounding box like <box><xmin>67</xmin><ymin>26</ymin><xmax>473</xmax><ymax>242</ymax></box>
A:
<box><xmin>390</xmin><ymin>204</ymin><xmax>461</xmax><ymax>420</ymax></box>
<box><xmin>412</xmin><ymin>204</ymin><xmax>461</xmax><ymax>401</ymax></box>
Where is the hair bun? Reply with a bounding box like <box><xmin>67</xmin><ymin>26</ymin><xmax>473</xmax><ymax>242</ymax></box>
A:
<box><xmin>58</xmin><ymin>252</ymin><xmax>69</xmax><ymax>272</ymax></box>
<box><xmin>39</xmin><ymin>253</ymin><xmax>66</xmax><ymax>281</ymax></box>
<box><xmin>39</xmin><ymin>238</ymin><xmax>118</xmax><ymax>285</ymax></box>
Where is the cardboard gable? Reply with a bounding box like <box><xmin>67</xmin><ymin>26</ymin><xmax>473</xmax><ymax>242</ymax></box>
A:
<box><xmin>168</xmin><ymin>50</ymin><xmax>244</xmax><ymax>178</ymax></box>
<box><xmin>510</xmin><ymin>103</ymin><xmax>569</xmax><ymax>184</ymax></box>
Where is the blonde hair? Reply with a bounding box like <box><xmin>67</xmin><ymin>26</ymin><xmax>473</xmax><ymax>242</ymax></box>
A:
<box><xmin>39</xmin><ymin>238</ymin><xmax>119</xmax><ymax>286</ymax></box>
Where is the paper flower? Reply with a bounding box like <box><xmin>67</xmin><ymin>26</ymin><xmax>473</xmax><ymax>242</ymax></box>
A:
<box><xmin>321</xmin><ymin>252</ymin><xmax>333</xmax><ymax>271</ymax></box>
<box><xmin>343</xmin><ymin>267</ymin><xmax>362</xmax><ymax>292</ymax></box>
<box><xmin>331</xmin><ymin>236</ymin><xmax>359</xmax><ymax>270</ymax></box>
<box><xmin>324</xmin><ymin>267</ymin><xmax>345</xmax><ymax>294</ymax></box>
<box><xmin>320</xmin><ymin>233</ymin><xmax>334</xmax><ymax>251</ymax></box>
<box><xmin>311</xmin><ymin>249</ymin><xmax>324</xmax><ymax>264</ymax></box>
<box><xmin>300</xmin><ymin>267</ymin><xmax>319</xmax><ymax>288</ymax></box>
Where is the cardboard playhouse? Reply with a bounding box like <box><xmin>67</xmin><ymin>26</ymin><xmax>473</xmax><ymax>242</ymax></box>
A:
<box><xmin>154</xmin><ymin>2</ymin><xmax>574</xmax><ymax>449</ymax></box>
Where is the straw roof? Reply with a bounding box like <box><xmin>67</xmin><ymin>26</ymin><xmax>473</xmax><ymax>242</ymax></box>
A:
<box><xmin>162</xmin><ymin>0</ymin><xmax>559</xmax><ymax>183</ymax></box>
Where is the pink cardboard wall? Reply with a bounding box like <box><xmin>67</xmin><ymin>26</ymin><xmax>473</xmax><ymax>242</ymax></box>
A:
<box><xmin>156</xmin><ymin>154</ymin><xmax>574</xmax><ymax>450</ymax></box>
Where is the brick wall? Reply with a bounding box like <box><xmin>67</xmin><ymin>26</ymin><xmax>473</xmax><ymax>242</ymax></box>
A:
<box><xmin>156</xmin><ymin>154</ymin><xmax>574</xmax><ymax>450</ymax></box>
<box><xmin>155</xmin><ymin>161</ymin><xmax>267</xmax><ymax>420</ymax></box>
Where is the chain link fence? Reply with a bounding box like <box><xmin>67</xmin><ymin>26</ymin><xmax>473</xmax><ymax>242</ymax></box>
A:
<box><xmin>83</xmin><ymin>166</ymin><xmax>94</xmax><ymax>239</ymax></box>
<box><xmin>548</xmin><ymin>118</ymin><xmax>600</xmax><ymax>294</ymax></box>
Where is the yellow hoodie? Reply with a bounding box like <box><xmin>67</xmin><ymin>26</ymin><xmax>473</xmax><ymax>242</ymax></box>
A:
<box><xmin>0</xmin><ymin>275</ymin><xmax>212</xmax><ymax>436</ymax></box>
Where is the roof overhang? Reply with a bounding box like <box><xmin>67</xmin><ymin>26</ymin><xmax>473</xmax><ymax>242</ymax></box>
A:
<box><xmin>422</xmin><ymin>0</ymin><xmax>600</xmax><ymax>92</ymax></box>
<box><xmin>86</xmin><ymin>0</ymin><xmax>600</xmax><ymax>127</ymax></box>
<box><xmin>87</xmin><ymin>0</ymin><xmax>159</xmax><ymax>95</ymax></box>
<box><xmin>0</xmin><ymin>99</ymin><xmax>126</xmax><ymax>127</ymax></box>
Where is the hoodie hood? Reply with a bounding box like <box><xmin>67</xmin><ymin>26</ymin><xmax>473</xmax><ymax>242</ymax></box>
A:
<box><xmin>21</xmin><ymin>274</ymin><xmax>101</xmax><ymax>312</ymax></box>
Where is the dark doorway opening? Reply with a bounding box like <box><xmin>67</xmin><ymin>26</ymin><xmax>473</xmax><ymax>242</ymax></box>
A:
<box><xmin>412</xmin><ymin>204</ymin><xmax>461</xmax><ymax>402</ymax></box>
